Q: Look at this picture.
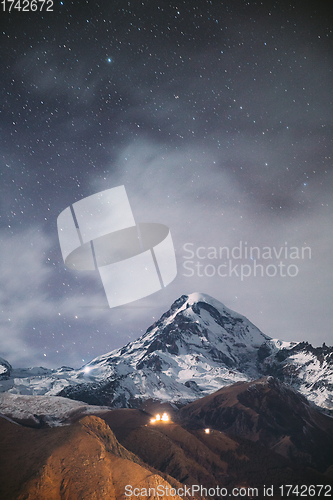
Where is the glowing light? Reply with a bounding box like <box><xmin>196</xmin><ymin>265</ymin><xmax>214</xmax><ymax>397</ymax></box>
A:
<box><xmin>150</xmin><ymin>412</ymin><xmax>170</xmax><ymax>424</ymax></box>
<box><xmin>83</xmin><ymin>366</ymin><xmax>91</xmax><ymax>374</ymax></box>
<box><xmin>204</xmin><ymin>428</ymin><xmax>210</xmax><ymax>434</ymax></box>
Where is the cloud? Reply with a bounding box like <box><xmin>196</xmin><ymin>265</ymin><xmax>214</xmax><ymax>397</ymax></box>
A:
<box><xmin>89</xmin><ymin>138</ymin><xmax>333</xmax><ymax>346</ymax></box>
<box><xmin>0</xmin><ymin>227</ymin><xmax>116</xmax><ymax>367</ymax></box>
<box><xmin>0</xmin><ymin>228</ymin><xmax>54</xmax><ymax>362</ymax></box>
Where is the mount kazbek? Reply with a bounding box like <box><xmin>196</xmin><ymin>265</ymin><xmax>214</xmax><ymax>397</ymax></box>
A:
<box><xmin>1</xmin><ymin>292</ymin><xmax>332</xmax><ymax>411</ymax></box>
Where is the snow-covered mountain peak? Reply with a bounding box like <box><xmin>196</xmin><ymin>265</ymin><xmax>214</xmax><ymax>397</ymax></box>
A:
<box><xmin>143</xmin><ymin>292</ymin><xmax>271</xmax><ymax>353</ymax></box>
<box><xmin>53</xmin><ymin>293</ymin><xmax>273</xmax><ymax>406</ymax></box>
<box><xmin>145</xmin><ymin>292</ymin><xmax>268</xmax><ymax>337</ymax></box>
<box><xmin>86</xmin><ymin>292</ymin><xmax>269</xmax><ymax>375</ymax></box>
<box><xmin>1</xmin><ymin>293</ymin><xmax>333</xmax><ymax>410</ymax></box>
<box><xmin>0</xmin><ymin>357</ymin><xmax>12</xmax><ymax>380</ymax></box>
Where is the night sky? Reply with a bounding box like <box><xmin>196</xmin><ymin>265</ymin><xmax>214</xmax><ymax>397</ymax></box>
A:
<box><xmin>1</xmin><ymin>0</ymin><xmax>332</xmax><ymax>369</ymax></box>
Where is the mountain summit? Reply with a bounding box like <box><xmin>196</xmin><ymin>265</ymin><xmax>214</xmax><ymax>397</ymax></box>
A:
<box><xmin>58</xmin><ymin>293</ymin><xmax>270</xmax><ymax>406</ymax></box>
<box><xmin>1</xmin><ymin>293</ymin><xmax>333</xmax><ymax>410</ymax></box>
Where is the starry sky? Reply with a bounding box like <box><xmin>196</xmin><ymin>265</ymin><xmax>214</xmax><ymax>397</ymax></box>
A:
<box><xmin>1</xmin><ymin>0</ymin><xmax>332</xmax><ymax>369</ymax></box>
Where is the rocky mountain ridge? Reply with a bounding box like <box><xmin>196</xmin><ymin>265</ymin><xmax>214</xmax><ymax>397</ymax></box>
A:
<box><xmin>1</xmin><ymin>293</ymin><xmax>333</xmax><ymax>410</ymax></box>
<box><xmin>1</xmin><ymin>377</ymin><xmax>333</xmax><ymax>500</ymax></box>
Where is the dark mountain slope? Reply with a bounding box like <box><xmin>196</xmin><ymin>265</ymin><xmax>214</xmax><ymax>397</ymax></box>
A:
<box><xmin>179</xmin><ymin>377</ymin><xmax>333</xmax><ymax>472</ymax></box>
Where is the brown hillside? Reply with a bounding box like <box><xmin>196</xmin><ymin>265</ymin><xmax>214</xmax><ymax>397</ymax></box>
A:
<box><xmin>122</xmin><ymin>422</ymin><xmax>228</xmax><ymax>487</ymax></box>
<box><xmin>0</xmin><ymin>415</ymin><xmax>188</xmax><ymax>500</ymax></box>
<box><xmin>179</xmin><ymin>377</ymin><xmax>333</xmax><ymax>471</ymax></box>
